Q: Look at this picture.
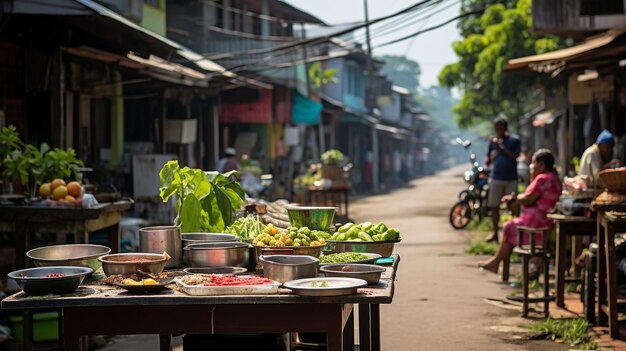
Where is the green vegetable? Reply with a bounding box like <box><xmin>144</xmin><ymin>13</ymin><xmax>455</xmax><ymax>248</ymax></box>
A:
<box><xmin>320</xmin><ymin>252</ymin><xmax>370</xmax><ymax>264</ymax></box>
<box><xmin>321</xmin><ymin>149</ymin><xmax>344</xmax><ymax>166</ymax></box>
<box><xmin>331</xmin><ymin>222</ymin><xmax>401</xmax><ymax>242</ymax></box>
<box><xmin>224</xmin><ymin>215</ymin><xmax>266</xmax><ymax>242</ymax></box>
<box><xmin>159</xmin><ymin>160</ymin><xmax>245</xmax><ymax>233</ymax></box>
<box><xmin>310</xmin><ymin>280</ymin><xmax>330</xmax><ymax>288</ymax></box>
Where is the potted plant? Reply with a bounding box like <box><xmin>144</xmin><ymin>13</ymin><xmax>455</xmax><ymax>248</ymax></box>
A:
<box><xmin>321</xmin><ymin>149</ymin><xmax>345</xmax><ymax>180</ymax></box>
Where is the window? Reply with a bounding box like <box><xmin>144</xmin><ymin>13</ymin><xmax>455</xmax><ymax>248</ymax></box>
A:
<box><xmin>580</xmin><ymin>0</ymin><xmax>624</xmax><ymax>15</ymax></box>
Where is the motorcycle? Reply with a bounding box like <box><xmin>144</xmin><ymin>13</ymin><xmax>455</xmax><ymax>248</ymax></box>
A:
<box><xmin>449</xmin><ymin>138</ymin><xmax>490</xmax><ymax>229</ymax></box>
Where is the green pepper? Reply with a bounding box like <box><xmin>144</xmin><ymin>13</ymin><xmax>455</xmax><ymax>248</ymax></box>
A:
<box><xmin>358</xmin><ymin>232</ymin><xmax>373</xmax><ymax>242</ymax></box>
<box><xmin>346</xmin><ymin>227</ymin><xmax>358</xmax><ymax>239</ymax></box>
<box><xmin>338</xmin><ymin>223</ymin><xmax>354</xmax><ymax>233</ymax></box>
<box><xmin>362</xmin><ymin>221</ymin><xmax>373</xmax><ymax>230</ymax></box>
<box><xmin>372</xmin><ymin>234</ymin><xmax>383</xmax><ymax>241</ymax></box>
<box><xmin>382</xmin><ymin>229</ymin><xmax>400</xmax><ymax>241</ymax></box>
<box><xmin>330</xmin><ymin>232</ymin><xmax>339</xmax><ymax>240</ymax></box>
<box><xmin>337</xmin><ymin>233</ymin><xmax>346</xmax><ymax>240</ymax></box>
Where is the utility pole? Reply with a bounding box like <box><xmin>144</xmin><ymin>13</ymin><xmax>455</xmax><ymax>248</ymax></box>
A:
<box><xmin>363</xmin><ymin>0</ymin><xmax>379</xmax><ymax>192</ymax></box>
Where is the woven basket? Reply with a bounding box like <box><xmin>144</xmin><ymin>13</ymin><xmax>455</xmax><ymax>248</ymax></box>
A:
<box><xmin>599</xmin><ymin>167</ymin><xmax>626</xmax><ymax>193</ymax></box>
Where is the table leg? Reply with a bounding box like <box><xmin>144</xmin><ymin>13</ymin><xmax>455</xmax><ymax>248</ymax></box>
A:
<box><xmin>572</xmin><ymin>236</ymin><xmax>583</xmax><ymax>278</ymax></box>
<box><xmin>343</xmin><ymin>309</ymin><xmax>354</xmax><ymax>351</ymax></box>
<box><xmin>556</xmin><ymin>222</ymin><xmax>566</xmax><ymax>307</ymax></box>
<box><xmin>359</xmin><ymin>304</ymin><xmax>371</xmax><ymax>351</ymax></box>
<box><xmin>598</xmin><ymin>214</ymin><xmax>608</xmax><ymax>326</ymax></box>
<box><xmin>371</xmin><ymin>304</ymin><xmax>380</xmax><ymax>351</ymax></box>
<box><xmin>326</xmin><ymin>327</ymin><xmax>344</xmax><ymax>351</ymax></box>
<box><xmin>159</xmin><ymin>334</ymin><xmax>172</xmax><ymax>351</ymax></box>
<box><xmin>108</xmin><ymin>222</ymin><xmax>121</xmax><ymax>254</ymax></box>
<box><xmin>15</xmin><ymin>222</ymin><xmax>28</xmax><ymax>269</ymax></box>
<box><xmin>605</xmin><ymin>220</ymin><xmax>619</xmax><ymax>338</ymax></box>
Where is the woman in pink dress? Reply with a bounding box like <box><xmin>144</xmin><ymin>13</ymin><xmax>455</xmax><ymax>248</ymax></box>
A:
<box><xmin>478</xmin><ymin>149</ymin><xmax>562</xmax><ymax>273</ymax></box>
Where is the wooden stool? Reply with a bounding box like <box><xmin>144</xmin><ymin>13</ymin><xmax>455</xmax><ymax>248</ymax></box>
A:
<box><xmin>506</xmin><ymin>226</ymin><xmax>554</xmax><ymax>317</ymax></box>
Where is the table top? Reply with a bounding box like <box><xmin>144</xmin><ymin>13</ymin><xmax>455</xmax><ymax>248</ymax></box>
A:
<box><xmin>548</xmin><ymin>213</ymin><xmax>596</xmax><ymax>222</ymax></box>
<box><xmin>0</xmin><ymin>200</ymin><xmax>133</xmax><ymax>221</ymax></box>
<box><xmin>1</xmin><ymin>255</ymin><xmax>400</xmax><ymax>310</ymax></box>
<box><xmin>592</xmin><ymin>202</ymin><xmax>626</xmax><ymax>212</ymax></box>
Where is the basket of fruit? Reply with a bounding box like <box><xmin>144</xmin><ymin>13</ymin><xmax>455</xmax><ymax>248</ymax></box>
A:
<box><xmin>252</xmin><ymin>224</ymin><xmax>332</xmax><ymax>258</ymax></box>
<box><xmin>599</xmin><ymin>167</ymin><xmax>626</xmax><ymax>193</ymax></box>
<box><xmin>39</xmin><ymin>179</ymin><xmax>84</xmax><ymax>208</ymax></box>
<box><xmin>327</xmin><ymin>222</ymin><xmax>401</xmax><ymax>257</ymax></box>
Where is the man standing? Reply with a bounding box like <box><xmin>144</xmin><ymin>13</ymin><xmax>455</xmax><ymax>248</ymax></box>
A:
<box><xmin>579</xmin><ymin>129</ymin><xmax>618</xmax><ymax>188</ymax></box>
<box><xmin>485</xmin><ymin>116</ymin><xmax>521</xmax><ymax>242</ymax></box>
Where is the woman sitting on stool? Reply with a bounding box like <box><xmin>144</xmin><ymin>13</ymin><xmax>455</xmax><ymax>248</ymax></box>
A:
<box><xmin>478</xmin><ymin>148</ymin><xmax>562</xmax><ymax>273</ymax></box>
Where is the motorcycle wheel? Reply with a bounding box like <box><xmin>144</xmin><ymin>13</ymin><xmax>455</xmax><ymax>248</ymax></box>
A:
<box><xmin>449</xmin><ymin>200</ymin><xmax>472</xmax><ymax>230</ymax></box>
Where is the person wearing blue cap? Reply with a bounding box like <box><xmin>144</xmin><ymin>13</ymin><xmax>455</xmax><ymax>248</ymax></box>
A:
<box><xmin>578</xmin><ymin>129</ymin><xmax>618</xmax><ymax>187</ymax></box>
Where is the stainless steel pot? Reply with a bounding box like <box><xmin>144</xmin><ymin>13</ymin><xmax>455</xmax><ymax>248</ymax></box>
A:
<box><xmin>259</xmin><ymin>255</ymin><xmax>319</xmax><ymax>283</ymax></box>
<box><xmin>181</xmin><ymin>233</ymin><xmax>238</xmax><ymax>248</ymax></box>
<box><xmin>184</xmin><ymin>242</ymin><xmax>250</xmax><ymax>268</ymax></box>
<box><xmin>139</xmin><ymin>226</ymin><xmax>182</xmax><ymax>268</ymax></box>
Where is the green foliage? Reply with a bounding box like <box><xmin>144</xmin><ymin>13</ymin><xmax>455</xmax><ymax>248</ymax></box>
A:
<box><xmin>308</xmin><ymin>62</ymin><xmax>339</xmax><ymax>88</ymax></box>
<box><xmin>439</xmin><ymin>0</ymin><xmax>562</xmax><ymax>127</ymax></box>
<box><xmin>321</xmin><ymin>149</ymin><xmax>344</xmax><ymax>166</ymax></box>
<box><xmin>159</xmin><ymin>160</ymin><xmax>245</xmax><ymax>233</ymax></box>
<box><xmin>523</xmin><ymin>317</ymin><xmax>597</xmax><ymax>349</ymax></box>
<box><xmin>467</xmin><ymin>239</ymin><xmax>497</xmax><ymax>255</ymax></box>
<box><xmin>377</xmin><ymin>55</ymin><xmax>421</xmax><ymax>94</ymax></box>
<box><xmin>0</xmin><ymin>126</ymin><xmax>83</xmax><ymax>190</ymax></box>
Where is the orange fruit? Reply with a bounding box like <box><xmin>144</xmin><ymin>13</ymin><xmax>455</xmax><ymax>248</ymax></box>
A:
<box><xmin>39</xmin><ymin>183</ymin><xmax>52</xmax><ymax>198</ymax></box>
<box><xmin>65</xmin><ymin>195</ymin><xmax>76</xmax><ymax>202</ymax></box>
<box><xmin>66</xmin><ymin>181</ymin><xmax>81</xmax><ymax>197</ymax></box>
<box><xmin>52</xmin><ymin>185</ymin><xmax>68</xmax><ymax>200</ymax></box>
<box><xmin>51</xmin><ymin>179</ymin><xmax>66</xmax><ymax>190</ymax></box>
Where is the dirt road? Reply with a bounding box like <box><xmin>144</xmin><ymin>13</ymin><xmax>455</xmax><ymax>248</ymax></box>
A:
<box><xmin>349</xmin><ymin>166</ymin><xmax>565</xmax><ymax>350</ymax></box>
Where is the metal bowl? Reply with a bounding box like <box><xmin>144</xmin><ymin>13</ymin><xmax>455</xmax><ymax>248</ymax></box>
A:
<box><xmin>181</xmin><ymin>233</ymin><xmax>239</xmax><ymax>248</ymax></box>
<box><xmin>8</xmin><ymin>266</ymin><xmax>93</xmax><ymax>295</ymax></box>
<box><xmin>254</xmin><ymin>245</ymin><xmax>323</xmax><ymax>259</ymax></box>
<box><xmin>27</xmin><ymin>244</ymin><xmax>111</xmax><ymax>271</ymax></box>
<box><xmin>139</xmin><ymin>226</ymin><xmax>182</xmax><ymax>269</ymax></box>
<box><xmin>184</xmin><ymin>242</ymin><xmax>250</xmax><ymax>268</ymax></box>
<box><xmin>326</xmin><ymin>240</ymin><xmax>399</xmax><ymax>257</ymax></box>
<box><xmin>183</xmin><ymin>267</ymin><xmax>248</xmax><ymax>275</ymax></box>
<box><xmin>320</xmin><ymin>264</ymin><xmax>386</xmax><ymax>285</ymax></box>
<box><xmin>286</xmin><ymin>206</ymin><xmax>337</xmax><ymax>230</ymax></box>
<box><xmin>259</xmin><ymin>255</ymin><xmax>320</xmax><ymax>283</ymax></box>
<box><xmin>98</xmin><ymin>253</ymin><xmax>168</xmax><ymax>276</ymax></box>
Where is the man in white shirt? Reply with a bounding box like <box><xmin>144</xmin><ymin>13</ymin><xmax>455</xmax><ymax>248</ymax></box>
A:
<box><xmin>579</xmin><ymin>129</ymin><xmax>615</xmax><ymax>188</ymax></box>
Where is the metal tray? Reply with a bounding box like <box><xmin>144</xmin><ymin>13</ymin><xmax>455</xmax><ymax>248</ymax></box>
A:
<box><xmin>114</xmin><ymin>278</ymin><xmax>173</xmax><ymax>294</ymax></box>
<box><xmin>174</xmin><ymin>276</ymin><xmax>281</xmax><ymax>296</ymax></box>
<box><xmin>326</xmin><ymin>240</ymin><xmax>399</xmax><ymax>257</ymax></box>
<box><xmin>283</xmin><ymin>277</ymin><xmax>368</xmax><ymax>297</ymax></box>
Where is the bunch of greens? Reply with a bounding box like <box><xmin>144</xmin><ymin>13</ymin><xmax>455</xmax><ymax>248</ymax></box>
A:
<box><xmin>159</xmin><ymin>160</ymin><xmax>245</xmax><ymax>233</ymax></box>
<box><xmin>321</xmin><ymin>149</ymin><xmax>344</xmax><ymax>166</ymax></box>
<box><xmin>224</xmin><ymin>215</ymin><xmax>266</xmax><ymax>243</ymax></box>
<box><xmin>320</xmin><ymin>252</ymin><xmax>370</xmax><ymax>264</ymax></box>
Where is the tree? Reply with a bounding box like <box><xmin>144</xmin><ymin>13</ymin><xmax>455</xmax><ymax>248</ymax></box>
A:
<box><xmin>377</xmin><ymin>55</ymin><xmax>421</xmax><ymax>93</ymax></box>
<box><xmin>438</xmin><ymin>0</ymin><xmax>561</xmax><ymax>128</ymax></box>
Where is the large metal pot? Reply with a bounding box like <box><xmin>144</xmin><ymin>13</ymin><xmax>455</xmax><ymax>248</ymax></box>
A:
<box><xmin>27</xmin><ymin>244</ymin><xmax>110</xmax><ymax>271</ymax></box>
<box><xmin>286</xmin><ymin>206</ymin><xmax>336</xmax><ymax>230</ymax></box>
<box><xmin>254</xmin><ymin>245</ymin><xmax>323</xmax><ymax>259</ymax></box>
<box><xmin>259</xmin><ymin>255</ymin><xmax>319</xmax><ymax>283</ymax></box>
<box><xmin>98</xmin><ymin>253</ymin><xmax>168</xmax><ymax>276</ymax></box>
<box><xmin>139</xmin><ymin>226</ymin><xmax>182</xmax><ymax>268</ymax></box>
<box><xmin>184</xmin><ymin>242</ymin><xmax>250</xmax><ymax>268</ymax></box>
<box><xmin>181</xmin><ymin>233</ymin><xmax>238</xmax><ymax>248</ymax></box>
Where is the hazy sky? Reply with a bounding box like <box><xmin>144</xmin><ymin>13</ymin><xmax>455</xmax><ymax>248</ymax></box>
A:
<box><xmin>284</xmin><ymin>0</ymin><xmax>461</xmax><ymax>88</ymax></box>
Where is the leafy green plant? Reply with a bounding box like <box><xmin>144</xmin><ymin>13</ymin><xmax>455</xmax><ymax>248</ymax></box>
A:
<box><xmin>467</xmin><ymin>239</ymin><xmax>498</xmax><ymax>255</ymax></box>
<box><xmin>321</xmin><ymin>149</ymin><xmax>344</xmax><ymax>166</ymax></box>
<box><xmin>0</xmin><ymin>126</ymin><xmax>23</xmax><ymax>159</ymax></box>
<box><xmin>159</xmin><ymin>160</ymin><xmax>245</xmax><ymax>233</ymax></box>
<box><xmin>30</xmin><ymin>144</ymin><xmax>84</xmax><ymax>186</ymax></box>
<box><xmin>523</xmin><ymin>317</ymin><xmax>596</xmax><ymax>350</ymax></box>
<box><xmin>308</xmin><ymin>62</ymin><xmax>339</xmax><ymax>88</ymax></box>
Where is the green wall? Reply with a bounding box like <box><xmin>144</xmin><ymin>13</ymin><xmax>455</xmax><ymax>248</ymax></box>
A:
<box><xmin>142</xmin><ymin>0</ymin><xmax>166</xmax><ymax>36</ymax></box>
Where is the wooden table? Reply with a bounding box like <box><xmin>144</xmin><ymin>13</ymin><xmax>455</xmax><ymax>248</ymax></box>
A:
<box><xmin>1</xmin><ymin>255</ymin><xmax>400</xmax><ymax>351</ymax></box>
<box><xmin>0</xmin><ymin>201</ymin><xmax>132</xmax><ymax>269</ymax></box>
<box><xmin>548</xmin><ymin>213</ymin><xmax>597</xmax><ymax>308</ymax></box>
<box><xmin>594</xmin><ymin>203</ymin><xmax>626</xmax><ymax>339</ymax></box>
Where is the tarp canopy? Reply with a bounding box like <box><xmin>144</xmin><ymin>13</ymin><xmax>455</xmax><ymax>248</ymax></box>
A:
<box><xmin>292</xmin><ymin>90</ymin><xmax>322</xmax><ymax>125</ymax></box>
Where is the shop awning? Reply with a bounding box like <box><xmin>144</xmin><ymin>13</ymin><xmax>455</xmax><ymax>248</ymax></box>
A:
<box><xmin>505</xmin><ymin>28</ymin><xmax>626</xmax><ymax>73</ymax></box>
<box><xmin>323</xmin><ymin>95</ymin><xmax>378</xmax><ymax>125</ymax></box>
<box><xmin>375</xmin><ymin>123</ymin><xmax>413</xmax><ymax>140</ymax></box>
<box><xmin>292</xmin><ymin>90</ymin><xmax>322</xmax><ymax>125</ymax></box>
